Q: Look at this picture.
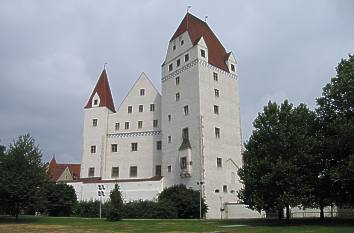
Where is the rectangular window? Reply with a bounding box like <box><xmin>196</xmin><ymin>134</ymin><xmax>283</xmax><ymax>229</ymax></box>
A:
<box><xmin>90</xmin><ymin>145</ymin><xmax>96</xmax><ymax>154</ymax></box>
<box><xmin>168</xmin><ymin>165</ymin><xmax>172</xmax><ymax>173</ymax></box>
<box><xmin>214</xmin><ymin>105</ymin><xmax>219</xmax><ymax>114</ymax></box>
<box><xmin>168</xmin><ymin>114</ymin><xmax>171</xmax><ymax>122</ymax></box>
<box><xmin>131</xmin><ymin>142</ymin><xmax>138</xmax><ymax>151</ymax></box>
<box><xmin>176</xmin><ymin>59</ymin><xmax>181</xmax><ymax>67</ymax></box>
<box><xmin>200</xmin><ymin>49</ymin><xmax>206</xmax><ymax>58</ymax></box>
<box><xmin>111</xmin><ymin>167</ymin><xmax>119</xmax><ymax>178</ymax></box>
<box><xmin>184</xmin><ymin>105</ymin><xmax>189</xmax><ymax>116</ymax></box>
<box><xmin>213</xmin><ymin>72</ymin><xmax>218</xmax><ymax>82</ymax></box>
<box><xmin>88</xmin><ymin>167</ymin><xmax>95</xmax><ymax>177</ymax></box>
<box><xmin>128</xmin><ymin>106</ymin><xmax>132</xmax><ymax>113</ymax></box>
<box><xmin>175</xmin><ymin>92</ymin><xmax>180</xmax><ymax>101</ymax></box>
<box><xmin>175</xmin><ymin>76</ymin><xmax>180</xmax><ymax>85</ymax></box>
<box><xmin>169</xmin><ymin>64</ymin><xmax>173</xmax><ymax>71</ymax></box>
<box><xmin>180</xmin><ymin>40</ymin><xmax>184</xmax><ymax>46</ymax></box>
<box><xmin>150</xmin><ymin>103</ymin><xmax>155</xmax><ymax>112</ymax></box>
<box><xmin>217</xmin><ymin>157</ymin><xmax>222</xmax><ymax>168</ymax></box>
<box><xmin>231</xmin><ymin>64</ymin><xmax>235</xmax><ymax>72</ymax></box>
<box><xmin>173</xmin><ymin>45</ymin><xmax>176</xmax><ymax>50</ymax></box>
<box><xmin>125</xmin><ymin>122</ymin><xmax>130</xmax><ymax>129</ymax></box>
<box><xmin>215</xmin><ymin>127</ymin><xmax>220</xmax><ymax>138</ymax></box>
<box><xmin>156</xmin><ymin>141</ymin><xmax>162</xmax><ymax>150</ymax></box>
<box><xmin>115</xmin><ymin>122</ymin><xmax>120</xmax><ymax>131</ymax></box>
<box><xmin>180</xmin><ymin>157</ymin><xmax>187</xmax><ymax>169</ymax></box>
<box><xmin>140</xmin><ymin>89</ymin><xmax>145</xmax><ymax>96</ymax></box>
<box><xmin>223</xmin><ymin>185</ymin><xmax>228</xmax><ymax>193</ymax></box>
<box><xmin>139</xmin><ymin>105</ymin><xmax>144</xmax><ymax>112</ymax></box>
<box><xmin>182</xmin><ymin>128</ymin><xmax>189</xmax><ymax>140</ymax></box>
<box><xmin>214</xmin><ymin>89</ymin><xmax>220</xmax><ymax>97</ymax></box>
<box><xmin>168</xmin><ymin>136</ymin><xmax>172</xmax><ymax>143</ymax></box>
<box><xmin>111</xmin><ymin>144</ymin><xmax>118</xmax><ymax>152</ymax></box>
<box><xmin>155</xmin><ymin>165</ymin><xmax>161</xmax><ymax>176</ymax></box>
<box><xmin>184</xmin><ymin>54</ymin><xmax>189</xmax><ymax>62</ymax></box>
<box><xmin>138</xmin><ymin>121</ymin><xmax>143</xmax><ymax>129</ymax></box>
<box><xmin>93</xmin><ymin>99</ymin><xmax>98</xmax><ymax>105</ymax></box>
<box><xmin>153</xmin><ymin>120</ymin><xmax>158</xmax><ymax>128</ymax></box>
<box><xmin>130</xmin><ymin>166</ymin><xmax>137</xmax><ymax>177</ymax></box>
<box><xmin>92</xmin><ymin>119</ymin><xmax>97</xmax><ymax>127</ymax></box>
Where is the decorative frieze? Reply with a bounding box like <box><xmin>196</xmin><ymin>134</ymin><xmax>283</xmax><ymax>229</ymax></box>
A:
<box><xmin>107</xmin><ymin>130</ymin><xmax>161</xmax><ymax>138</ymax></box>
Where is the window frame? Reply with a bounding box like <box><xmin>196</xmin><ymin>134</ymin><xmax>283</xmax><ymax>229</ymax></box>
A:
<box><xmin>130</xmin><ymin>166</ymin><xmax>138</xmax><ymax>177</ymax></box>
<box><xmin>111</xmin><ymin>167</ymin><xmax>119</xmax><ymax>178</ymax></box>
<box><xmin>111</xmin><ymin>144</ymin><xmax>118</xmax><ymax>152</ymax></box>
<box><xmin>131</xmin><ymin>142</ymin><xmax>138</xmax><ymax>151</ymax></box>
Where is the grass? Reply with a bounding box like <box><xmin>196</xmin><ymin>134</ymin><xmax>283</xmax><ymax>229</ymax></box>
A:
<box><xmin>1</xmin><ymin>216</ymin><xmax>354</xmax><ymax>233</ymax></box>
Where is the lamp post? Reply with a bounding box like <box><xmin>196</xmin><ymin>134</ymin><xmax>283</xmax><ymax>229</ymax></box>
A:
<box><xmin>220</xmin><ymin>196</ymin><xmax>224</xmax><ymax>220</ymax></box>
<box><xmin>197</xmin><ymin>181</ymin><xmax>204</xmax><ymax>219</ymax></box>
<box><xmin>97</xmin><ymin>185</ymin><xmax>105</xmax><ymax>219</ymax></box>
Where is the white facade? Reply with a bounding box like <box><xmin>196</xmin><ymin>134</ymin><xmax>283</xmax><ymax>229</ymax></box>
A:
<box><xmin>77</xmin><ymin>13</ymin><xmax>251</xmax><ymax>219</ymax></box>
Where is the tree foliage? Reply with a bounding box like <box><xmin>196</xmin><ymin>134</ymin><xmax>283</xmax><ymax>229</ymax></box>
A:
<box><xmin>44</xmin><ymin>183</ymin><xmax>77</xmax><ymax>216</ymax></box>
<box><xmin>107</xmin><ymin>184</ymin><xmax>124</xmax><ymax>221</ymax></box>
<box><xmin>0</xmin><ymin>134</ymin><xmax>48</xmax><ymax>219</ymax></box>
<box><xmin>158</xmin><ymin>184</ymin><xmax>207</xmax><ymax>219</ymax></box>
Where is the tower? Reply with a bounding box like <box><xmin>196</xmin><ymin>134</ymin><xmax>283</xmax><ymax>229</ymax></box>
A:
<box><xmin>81</xmin><ymin>69</ymin><xmax>116</xmax><ymax>179</ymax></box>
<box><xmin>161</xmin><ymin>13</ymin><xmax>242</xmax><ymax>218</ymax></box>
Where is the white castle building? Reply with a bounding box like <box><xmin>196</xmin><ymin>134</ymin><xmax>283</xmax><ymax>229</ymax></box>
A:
<box><xmin>68</xmin><ymin>13</ymin><xmax>261</xmax><ymax>219</ymax></box>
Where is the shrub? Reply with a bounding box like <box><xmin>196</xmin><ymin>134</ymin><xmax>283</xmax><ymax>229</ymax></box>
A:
<box><xmin>73</xmin><ymin>200</ymin><xmax>109</xmax><ymax>218</ymax></box>
<box><xmin>107</xmin><ymin>184</ymin><xmax>123</xmax><ymax>221</ymax></box>
<box><xmin>123</xmin><ymin>200</ymin><xmax>177</xmax><ymax>219</ymax></box>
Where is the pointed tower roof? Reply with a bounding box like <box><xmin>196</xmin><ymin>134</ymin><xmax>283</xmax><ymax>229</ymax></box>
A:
<box><xmin>170</xmin><ymin>13</ymin><xmax>229</xmax><ymax>72</ymax></box>
<box><xmin>85</xmin><ymin>69</ymin><xmax>116</xmax><ymax>113</ymax></box>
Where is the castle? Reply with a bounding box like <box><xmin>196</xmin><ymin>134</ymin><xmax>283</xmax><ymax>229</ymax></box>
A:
<box><xmin>68</xmin><ymin>13</ymin><xmax>260</xmax><ymax>219</ymax></box>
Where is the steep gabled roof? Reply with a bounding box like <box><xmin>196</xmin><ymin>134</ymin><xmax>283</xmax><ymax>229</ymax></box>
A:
<box><xmin>48</xmin><ymin>157</ymin><xmax>81</xmax><ymax>182</ymax></box>
<box><xmin>170</xmin><ymin>13</ymin><xmax>229</xmax><ymax>72</ymax></box>
<box><xmin>85</xmin><ymin>69</ymin><xmax>116</xmax><ymax>112</ymax></box>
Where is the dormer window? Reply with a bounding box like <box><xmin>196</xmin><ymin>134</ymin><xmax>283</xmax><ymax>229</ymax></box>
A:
<box><xmin>93</xmin><ymin>99</ymin><xmax>98</xmax><ymax>105</ymax></box>
<box><xmin>200</xmin><ymin>49</ymin><xmax>206</xmax><ymax>58</ymax></box>
<box><xmin>231</xmin><ymin>64</ymin><xmax>235</xmax><ymax>72</ymax></box>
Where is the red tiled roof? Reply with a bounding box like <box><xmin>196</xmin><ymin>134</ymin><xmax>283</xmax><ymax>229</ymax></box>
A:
<box><xmin>48</xmin><ymin>157</ymin><xmax>81</xmax><ymax>182</ymax></box>
<box><xmin>84</xmin><ymin>69</ymin><xmax>116</xmax><ymax>113</ymax></box>
<box><xmin>170</xmin><ymin>13</ymin><xmax>229</xmax><ymax>72</ymax></box>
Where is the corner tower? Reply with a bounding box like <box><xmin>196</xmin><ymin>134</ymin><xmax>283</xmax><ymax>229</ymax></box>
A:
<box><xmin>161</xmin><ymin>13</ymin><xmax>242</xmax><ymax>218</ymax></box>
<box><xmin>81</xmin><ymin>69</ymin><xmax>115</xmax><ymax>179</ymax></box>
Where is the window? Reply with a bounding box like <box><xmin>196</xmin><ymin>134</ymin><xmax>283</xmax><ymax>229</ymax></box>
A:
<box><xmin>215</xmin><ymin>189</ymin><xmax>220</xmax><ymax>193</ymax></box>
<box><xmin>175</xmin><ymin>92</ymin><xmax>180</xmax><ymax>101</ymax></box>
<box><xmin>217</xmin><ymin>157</ymin><xmax>222</xmax><ymax>168</ymax></box>
<box><xmin>168</xmin><ymin>114</ymin><xmax>171</xmax><ymax>122</ymax></box>
<box><xmin>184</xmin><ymin>53</ymin><xmax>189</xmax><ymax>62</ymax></box>
<box><xmin>176</xmin><ymin>59</ymin><xmax>181</xmax><ymax>67</ymax></box>
<box><xmin>223</xmin><ymin>185</ymin><xmax>228</xmax><ymax>193</ymax></box>
<box><xmin>111</xmin><ymin>167</ymin><xmax>119</xmax><ymax>178</ymax></box>
<box><xmin>215</xmin><ymin>127</ymin><xmax>220</xmax><ymax>138</ymax></box>
<box><xmin>88</xmin><ymin>167</ymin><xmax>95</xmax><ymax>177</ymax></box>
<box><xmin>140</xmin><ymin>89</ymin><xmax>145</xmax><ymax>96</ymax></box>
<box><xmin>214</xmin><ymin>105</ymin><xmax>219</xmax><ymax>114</ymax></box>
<box><xmin>130</xmin><ymin>166</ymin><xmax>137</xmax><ymax>177</ymax></box>
<box><xmin>93</xmin><ymin>99</ymin><xmax>98</xmax><ymax>105</ymax></box>
<box><xmin>90</xmin><ymin>145</ymin><xmax>96</xmax><ymax>154</ymax></box>
<box><xmin>169</xmin><ymin>64</ymin><xmax>173</xmax><ymax>71</ymax></box>
<box><xmin>231</xmin><ymin>64</ymin><xmax>235</xmax><ymax>72</ymax></box>
<box><xmin>184</xmin><ymin>105</ymin><xmax>189</xmax><ymax>116</ymax></box>
<box><xmin>182</xmin><ymin>128</ymin><xmax>189</xmax><ymax>140</ymax></box>
<box><xmin>168</xmin><ymin>165</ymin><xmax>172</xmax><ymax>173</ymax></box>
<box><xmin>153</xmin><ymin>120</ymin><xmax>158</xmax><ymax>128</ymax></box>
<box><xmin>213</xmin><ymin>72</ymin><xmax>218</xmax><ymax>82</ymax></box>
<box><xmin>200</xmin><ymin>49</ymin><xmax>206</xmax><ymax>58</ymax></box>
<box><xmin>150</xmin><ymin>104</ymin><xmax>155</xmax><ymax>112</ymax></box>
<box><xmin>128</xmin><ymin>106</ymin><xmax>132</xmax><ymax>113</ymax></box>
<box><xmin>155</xmin><ymin>165</ymin><xmax>161</xmax><ymax>176</ymax></box>
<box><xmin>115</xmin><ymin>122</ymin><xmax>120</xmax><ymax>131</ymax></box>
<box><xmin>180</xmin><ymin>157</ymin><xmax>187</xmax><ymax>169</ymax></box>
<box><xmin>175</xmin><ymin>76</ymin><xmax>180</xmax><ymax>85</ymax></box>
<box><xmin>156</xmin><ymin>141</ymin><xmax>162</xmax><ymax>150</ymax></box>
<box><xmin>138</xmin><ymin>121</ymin><xmax>143</xmax><ymax>129</ymax></box>
<box><xmin>214</xmin><ymin>89</ymin><xmax>220</xmax><ymax>97</ymax></box>
<box><xmin>111</xmin><ymin>144</ymin><xmax>118</xmax><ymax>152</ymax></box>
<box><xmin>131</xmin><ymin>143</ymin><xmax>138</xmax><ymax>151</ymax></box>
<box><xmin>92</xmin><ymin>119</ymin><xmax>97</xmax><ymax>127</ymax></box>
<box><xmin>180</xmin><ymin>40</ymin><xmax>184</xmax><ymax>46</ymax></box>
<box><xmin>173</xmin><ymin>45</ymin><xmax>176</xmax><ymax>50</ymax></box>
<box><xmin>139</xmin><ymin>105</ymin><xmax>144</xmax><ymax>112</ymax></box>
<box><xmin>125</xmin><ymin>122</ymin><xmax>130</xmax><ymax>129</ymax></box>
<box><xmin>168</xmin><ymin>136</ymin><xmax>172</xmax><ymax>143</ymax></box>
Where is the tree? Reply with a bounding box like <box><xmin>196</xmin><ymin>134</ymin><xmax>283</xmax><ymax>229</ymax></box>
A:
<box><xmin>158</xmin><ymin>184</ymin><xmax>207</xmax><ymax>219</ymax></box>
<box><xmin>44</xmin><ymin>183</ymin><xmax>77</xmax><ymax>216</ymax></box>
<box><xmin>316</xmin><ymin>54</ymin><xmax>354</xmax><ymax>209</ymax></box>
<box><xmin>238</xmin><ymin>101</ymin><xmax>316</xmax><ymax>220</ymax></box>
<box><xmin>107</xmin><ymin>184</ymin><xmax>124</xmax><ymax>221</ymax></box>
<box><xmin>0</xmin><ymin>134</ymin><xmax>48</xmax><ymax>219</ymax></box>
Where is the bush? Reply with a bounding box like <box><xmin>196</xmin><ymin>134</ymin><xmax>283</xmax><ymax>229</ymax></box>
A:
<box><xmin>73</xmin><ymin>200</ymin><xmax>110</xmax><ymax>218</ymax></box>
<box><xmin>123</xmin><ymin>200</ymin><xmax>177</xmax><ymax>219</ymax></box>
<box><xmin>107</xmin><ymin>184</ymin><xmax>123</xmax><ymax>221</ymax></box>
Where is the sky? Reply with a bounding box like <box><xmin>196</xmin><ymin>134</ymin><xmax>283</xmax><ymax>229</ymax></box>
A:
<box><xmin>0</xmin><ymin>0</ymin><xmax>353</xmax><ymax>163</ymax></box>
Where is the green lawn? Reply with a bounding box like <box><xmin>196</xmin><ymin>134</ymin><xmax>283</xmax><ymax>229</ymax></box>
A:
<box><xmin>1</xmin><ymin>216</ymin><xmax>354</xmax><ymax>233</ymax></box>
